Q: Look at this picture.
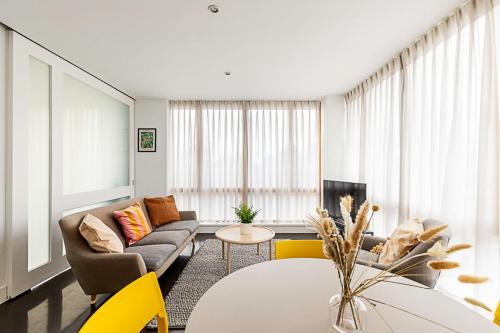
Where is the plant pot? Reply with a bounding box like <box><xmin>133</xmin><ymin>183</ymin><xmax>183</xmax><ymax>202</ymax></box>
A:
<box><xmin>329</xmin><ymin>293</ymin><xmax>367</xmax><ymax>333</ymax></box>
<box><xmin>239</xmin><ymin>223</ymin><xmax>253</xmax><ymax>235</ymax></box>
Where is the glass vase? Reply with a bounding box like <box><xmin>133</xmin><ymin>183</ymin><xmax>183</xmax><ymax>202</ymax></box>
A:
<box><xmin>329</xmin><ymin>294</ymin><xmax>368</xmax><ymax>333</ymax></box>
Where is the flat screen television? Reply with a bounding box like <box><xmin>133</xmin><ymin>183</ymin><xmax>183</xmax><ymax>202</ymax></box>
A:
<box><xmin>323</xmin><ymin>180</ymin><xmax>367</xmax><ymax>219</ymax></box>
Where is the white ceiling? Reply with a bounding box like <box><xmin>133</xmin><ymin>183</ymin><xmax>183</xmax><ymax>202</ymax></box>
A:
<box><xmin>0</xmin><ymin>0</ymin><xmax>465</xmax><ymax>100</ymax></box>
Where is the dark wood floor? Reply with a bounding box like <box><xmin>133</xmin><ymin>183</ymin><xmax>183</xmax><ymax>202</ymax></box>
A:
<box><xmin>0</xmin><ymin>233</ymin><xmax>315</xmax><ymax>333</ymax></box>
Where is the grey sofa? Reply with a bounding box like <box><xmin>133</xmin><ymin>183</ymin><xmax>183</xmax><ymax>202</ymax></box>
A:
<box><xmin>357</xmin><ymin>219</ymin><xmax>451</xmax><ymax>288</ymax></box>
<box><xmin>59</xmin><ymin>198</ymin><xmax>199</xmax><ymax>303</ymax></box>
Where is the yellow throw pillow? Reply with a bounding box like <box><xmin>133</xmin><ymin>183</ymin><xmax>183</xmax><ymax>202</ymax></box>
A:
<box><xmin>79</xmin><ymin>214</ymin><xmax>124</xmax><ymax>253</ymax></box>
<box><xmin>378</xmin><ymin>218</ymin><xmax>424</xmax><ymax>265</ymax></box>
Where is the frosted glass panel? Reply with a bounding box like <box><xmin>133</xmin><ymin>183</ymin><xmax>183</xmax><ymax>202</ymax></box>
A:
<box><xmin>63</xmin><ymin>74</ymin><xmax>129</xmax><ymax>194</ymax></box>
<box><xmin>62</xmin><ymin>197</ymin><xmax>130</xmax><ymax>217</ymax></box>
<box><xmin>28</xmin><ymin>57</ymin><xmax>51</xmax><ymax>271</ymax></box>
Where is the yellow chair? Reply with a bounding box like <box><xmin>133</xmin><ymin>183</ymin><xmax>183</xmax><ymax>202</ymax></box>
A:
<box><xmin>275</xmin><ymin>240</ymin><xmax>327</xmax><ymax>259</ymax></box>
<box><xmin>494</xmin><ymin>301</ymin><xmax>500</xmax><ymax>326</ymax></box>
<box><xmin>80</xmin><ymin>272</ymin><xmax>168</xmax><ymax>333</ymax></box>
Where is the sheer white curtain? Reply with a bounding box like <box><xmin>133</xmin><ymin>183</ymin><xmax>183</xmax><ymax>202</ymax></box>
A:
<box><xmin>167</xmin><ymin>100</ymin><xmax>320</xmax><ymax>223</ymax></box>
<box><xmin>344</xmin><ymin>0</ymin><xmax>499</xmax><ymax>308</ymax></box>
<box><xmin>400</xmin><ymin>1</ymin><xmax>499</xmax><ymax>305</ymax></box>
<box><xmin>344</xmin><ymin>89</ymin><xmax>363</xmax><ymax>182</ymax></box>
<box><xmin>166</xmin><ymin>101</ymin><xmax>243</xmax><ymax>222</ymax></box>
<box><xmin>344</xmin><ymin>61</ymin><xmax>402</xmax><ymax>235</ymax></box>
<box><xmin>247</xmin><ymin>101</ymin><xmax>320</xmax><ymax>223</ymax></box>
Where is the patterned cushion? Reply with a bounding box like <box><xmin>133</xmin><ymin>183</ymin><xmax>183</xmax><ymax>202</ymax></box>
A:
<box><xmin>114</xmin><ymin>202</ymin><xmax>152</xmax><ymax>246</ymax></box>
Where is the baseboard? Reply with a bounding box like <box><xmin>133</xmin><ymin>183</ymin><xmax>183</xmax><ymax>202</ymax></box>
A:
<box><xmin>198</xmin><ymin>224</ymin><xmax>315</xmax><ymax>234</ymax></box>
<box><xmin>0</xmin><ymin>285</ymin><xmax>7</xmax><ymax>304</ymax></box>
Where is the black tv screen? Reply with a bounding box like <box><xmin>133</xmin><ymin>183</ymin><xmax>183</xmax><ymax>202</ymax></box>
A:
<box><xmin>323</xmin><ymin>180</ymin><xmax>367</xmax><ymax>219</ymax></box>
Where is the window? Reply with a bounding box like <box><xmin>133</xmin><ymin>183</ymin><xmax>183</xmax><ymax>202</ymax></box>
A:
<box><xmin>167</xmin><ymin>101</ymin><xmax>320</xmax><ymax>223</ymax></box>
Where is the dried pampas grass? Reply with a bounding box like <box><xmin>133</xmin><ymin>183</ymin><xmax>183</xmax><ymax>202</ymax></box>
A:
<box><xmin>340</xmin><ymin>196</ymin><xmax>353</xmax><ymax>213</ymax></box>
<box><xmin>418</xmin><ymin>224</ymin><xmax>448</xmax><ymax>242</ymax></box>
<box><xmin>427</xmin><ymin>241</ymin><xmax>448</xmax><ymax>259</ymax></box>
<box><xmin>457</xmin><ymin>275</ymin><xmax>489</xmax><ymax>284</ymax></box>
<box><xmin>343</xmin><ymin>240</ymin><xmax>352</xmax><ymax>255</ymax></box>
<box><xmin>464</xmin><ymin>297</ymin><xmax>492</xmax><ymax>312</ymax></box>
<box><xmin>370</xmin><ymin>242</ymin><xmax>384</xmax><ymax>254</ymax></box>
<box><xmin>350</xmin><ymin>201</ymin><xmax>369</xmax><ymax>246</ymax></box>
<box><xmin>447</xmin><ymin>243</ymin><xmax>472</xmax><ymax>254</ymax></box>
<box><xmin>427</xmin><ymin>260</ymin><xmax>460</xmax><ymax>270</ymax></box>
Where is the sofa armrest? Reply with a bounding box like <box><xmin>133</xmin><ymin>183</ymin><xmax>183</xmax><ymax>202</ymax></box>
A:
<box><xmin>70</xmin><ymin>252</ymin><xmax>147</xmax><ymax>295</ymax></box>
<box><xmin>179</xmin><ymin>210</ymin><xmax>197</xmax><ymax>221</ymax></box>
<box><xmin>361</xmin><ymin>235</ymin><xmax>387</xmax><ymax>251</ymax></box>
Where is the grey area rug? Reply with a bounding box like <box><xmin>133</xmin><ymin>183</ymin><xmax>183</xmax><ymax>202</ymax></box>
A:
<box><xmin>148</xmin><ymin>238</ymin><xmax>274</xmax><ymax>330</ymax></box>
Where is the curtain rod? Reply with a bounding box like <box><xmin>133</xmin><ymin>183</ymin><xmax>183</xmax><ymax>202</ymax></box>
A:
<box><xmin>0</xmin><ymin>21</ymin><xmax>135</xmax><ymax>101</ymax></box>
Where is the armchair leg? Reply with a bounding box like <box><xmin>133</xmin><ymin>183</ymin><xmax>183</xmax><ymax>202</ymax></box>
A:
<box><xmin>191</xmin><ymin>235</ymin><xmax>196</xmax><ymax>245</ymax></box>
<box><xmin>90</xmin><ymin>294</ymin><xmax>97</xmax><ymax>305</ymax></box>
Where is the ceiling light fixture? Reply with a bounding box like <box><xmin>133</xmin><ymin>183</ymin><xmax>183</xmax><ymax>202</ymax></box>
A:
<box><xmin>208</xmin><ymin>5</ymin><xmax>219</xmax><ymax>14</ymax></box>
<box><xmin>224</xmin><ymin>71</ymin><xmax>231</xmax><ymax>76</ymax></box>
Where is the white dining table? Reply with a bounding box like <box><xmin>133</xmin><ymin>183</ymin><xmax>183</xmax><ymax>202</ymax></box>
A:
<box><xmin>186</xmin><ymin>258</ymin><xmax>497</xmax><ymax>333</ymax></box>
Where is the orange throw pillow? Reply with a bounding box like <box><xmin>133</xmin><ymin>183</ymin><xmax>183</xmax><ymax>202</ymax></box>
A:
<box><xmin>144</xmin><ymin>195</ymin><xmax>181</xmax><ymax>227</ymax></box>
<box><xmin>114</xmin><ymin>202</ymin><xmax>152</xmax><ymax>246</ymax></box>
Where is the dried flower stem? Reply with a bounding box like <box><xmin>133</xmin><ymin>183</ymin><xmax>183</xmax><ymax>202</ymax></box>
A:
<box><xmin>365</xmin><ymin>298</ymin><xmax>460</xmax><ymax>332</ymax></box>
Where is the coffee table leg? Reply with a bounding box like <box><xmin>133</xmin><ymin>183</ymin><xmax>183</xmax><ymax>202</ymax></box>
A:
<box><xmin>257</xmin><ymin>243</ymin><xmax>260</xmax><ymax>255</ymax></box>
<box><xmin>269</xmin><ymin>239</ymin><xmax>272</xmax><ymax>260</ymax></box>
<box><xmin>227</xmin><ymin>242</ymin><xmax>231</xmax><ymax>274</ymax></box>
<box><xmin>221</xmin><ymin>240</ymin><xmax>225</xmax><ymax>259</ymax></box>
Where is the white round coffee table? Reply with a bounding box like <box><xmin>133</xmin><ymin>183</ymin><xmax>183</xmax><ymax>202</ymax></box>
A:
<box><xmin>215</xmin><ymin>225</ymin><xmax>275</xmax><ymax>274</ymax></box>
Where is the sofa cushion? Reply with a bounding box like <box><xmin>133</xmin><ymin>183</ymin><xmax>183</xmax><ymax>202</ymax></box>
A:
<box><xmin>124</xmin><ymin>244</ymin><xmax>176</xmax><ymax>271</ymax></box>
<box><xmin>114</xmin><ymin>202</ymin><xmax>152</xmax><ymax>246</ymax></box>
<box><xmin>144</xmin><ymin>196</ymin><xmax>181</xmax><ymax>227</ymax></box>
<box><xmin>79</xmin><ymin>214</ymin><xmax>124</xmax><ymax>253</ymax></box>
<box><xmin>357</xmin><ymin>249</ymin><xmax>380</xmax><ymax>263</ymax></box>
<box><xmin>155</xmin><ymin>220</ymin><xmax>199</xmax><ymax>234</ymax></box>
<box><xmin>132</xmin><ymin>230</ymin><xmax>190</xmax><ymax>248</ymax></box>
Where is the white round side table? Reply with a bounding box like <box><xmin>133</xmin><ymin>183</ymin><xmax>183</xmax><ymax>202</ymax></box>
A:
<box><xmin>215</xmin><ymin>225</ymin><xmax>275</xmax><ymax>274</ymax></box>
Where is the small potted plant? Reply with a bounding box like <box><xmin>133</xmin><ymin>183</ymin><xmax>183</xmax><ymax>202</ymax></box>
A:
<box><xmin>233</xmin><ymin>202</ymin><xmax>259</xmax><ymax>235</ymax></box>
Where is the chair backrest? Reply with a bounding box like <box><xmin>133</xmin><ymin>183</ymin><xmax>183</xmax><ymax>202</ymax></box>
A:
<box><xmin>395</xmin><ymin>219</ymin><xmax>452</xmax><ymax>288</ymax></box>
<box><xmin>79</xmin><ymin>272</ymin><xmax>168</xmax><ymax>333</ymax></box>
<box><xmin>494</xmin><ymin>301</ymin><xmax>500</xmax><ymax>326</ymax></box>
<box><xmin>275</xmin><ymin>240</ymin><xmax>327</xmax><ymax>259</ymax></box>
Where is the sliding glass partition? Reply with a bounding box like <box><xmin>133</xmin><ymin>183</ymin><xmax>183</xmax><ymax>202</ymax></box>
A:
<box><xmin>63</xmin><ymin>74</ymin><xmax>130</xmax><ymax>195</ymax></box>
<box><xmin>7</xmin><ymin>32</ymin><xmax>134</xmax><ymax>298</ymax></box>
<box><xmin>27</xmin><ymin>56</ymin><xmax>51</xmax><ymax>271</ymax></box>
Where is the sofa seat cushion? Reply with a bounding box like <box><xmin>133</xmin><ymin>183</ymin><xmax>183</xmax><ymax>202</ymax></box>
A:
<box><xmin>124</xmin><ymin>244</ymin><xmax>176</xmax><ymax>271</ymax></box>
<box><xmin>155</xmin><ymin>220</ymin><xmax>199</xmax><ymax>234</ymax></box>
<box><xmin>132</xmin><ymin>230</ymin><xmax>190</xmax><ymax>248</ymax></box>
<box><xmin>357</xmin><ymin>249</ymin><xmax>380</xmax><ymax>263</ymax></box>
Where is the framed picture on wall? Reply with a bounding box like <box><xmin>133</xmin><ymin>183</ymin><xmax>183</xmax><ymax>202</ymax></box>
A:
<box><xmin>138</xmin><ymin>128</ymin><xmax>156</xmax><ymax>152</ymax></box>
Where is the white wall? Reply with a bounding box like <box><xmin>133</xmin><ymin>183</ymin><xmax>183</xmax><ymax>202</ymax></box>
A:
<box><xmin>322</xmin><ymin>94</ymin><xmax>346</xmax><ymax>181</ymax></box>
<box><xmin>134</xmin><ymin>99</ymin><xmax>167</xmax><ymax>197</ymax></box>
<box><xmin>0</xmin><ymin>25</ymin><xmax>7</xmax><ymax>302</ymax></box>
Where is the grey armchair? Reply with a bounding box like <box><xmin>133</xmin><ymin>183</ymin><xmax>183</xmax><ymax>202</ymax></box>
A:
<box><xmin>358</xmin><ymin>219</ymin><xmax>451</xmax><ymax>288</ymax></box>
